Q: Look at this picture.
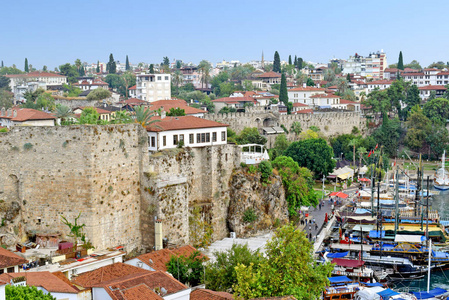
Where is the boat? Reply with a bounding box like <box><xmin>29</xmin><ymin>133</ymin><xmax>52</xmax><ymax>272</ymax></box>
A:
<box><xmin>434</xmin><ymin>151</ymin><xmax>449</xmax><ymax>190</ymax></box>
<box><xmin>355</xmin><ymin>284</ymin><xmax>417</xmax><ymax>300</ymax></box>
<box><xmin>324</xmin><ymin>276</ymin><xmax>362</xmax><ymax>300</ymax></box>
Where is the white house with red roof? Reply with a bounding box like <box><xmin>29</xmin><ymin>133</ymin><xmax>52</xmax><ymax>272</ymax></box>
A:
<box><xmin>287</xmin><ymin>86</ymin><xmax>326</xmax><ymax>105</ymax></box>
<box><xmin>73</xmin><ymin>77</ymin><xmax>109</xmax><ymax>91</ymax></box>
<box><xmin>5</xmin><ymin>72</ymin><xmax>67</xmax><ymax>91</ymax></box>
<box><xmin>366</xmin><ymin>80</ymin><xmax>394</xmax><ymax>93</ymax></box>
<box><xmin>251</xmin><ymin>71</ymin><xmax>282</xmax><ymax>90</ymax></box>
<box><xmin>211</xmin><ymin>97</ymin><xmax>257</xmax><ymax>112</ymax></box>
<box><xmin>146</xmin><ymin>115</ymin><xmax>228</xmax><ymax>151</ymax></box>
<box><xmin>148</xmin><ymin>99</ymin><xmax>206</xmax><ymax>117</ymax></box>
<box><xmin>418</xmin><ymin>85</ymin><xmax>447</xmax><ymax>101</ymax></box>
<box><xmin>0</xmin><ymin>108</ymin><xmax>56</xmax><ymax>128</ymax></box>
<box><xmin>128</xmin><ymin>85</ymin><xmax>136</xmax><ymax>98</ymax></box>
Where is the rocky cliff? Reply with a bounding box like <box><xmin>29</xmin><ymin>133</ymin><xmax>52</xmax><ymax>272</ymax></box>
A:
<box><xmin>227</xmin><ymin>170</ymin><xmax>288</xmax><ymax>237</ymax></box>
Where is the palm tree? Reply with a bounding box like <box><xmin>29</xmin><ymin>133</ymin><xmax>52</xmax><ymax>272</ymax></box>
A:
<box><xmin>134</xmin><ymin>105</ymin><xmax>160</xmax><ymax>127</ymax></box>
<box><xmin>290</xmin><ymin>121</ymin><xmax>302</xmax><ymax>137</ymax></box>
<box><xmin>172</xmin><ymin>70</ymin><xmax>183</xmax><ymax>94</ymax></box>
<box><xmin>348</xmin><ymin>138</ymin><xmax>358</xmax><ymax>167</ymax></box>
<box><xmin>55</xmin><ymin>105</ymin><xmax>73</xmax><ymax>124</ymax></box>
<box><xmin>111</xmin><ymin>110</ymin><xmax>132</xmax><ymax>124</ymax></box>
<box><xmin>357</xmin><ymin>146</ymin><xmax>367</xmax><ymax>175</ymax></box>
<box><xmin>198</xmin><ymin>60</ymin><xmax>211</xmax><ymax>88</ymax></box>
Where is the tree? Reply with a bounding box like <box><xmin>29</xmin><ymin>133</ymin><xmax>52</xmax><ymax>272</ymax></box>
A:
<box><xmin>284</xmin><ymin>138</ymin><xmax>336</xmax><ymax>178</ymax></box>
<box><xmin>6</xmin><ymin>285</ymin><xmax>56</xmax><ymax>300</ymax></box>
<box><xmin>0</xmin><ymin>76</ymin><xmax>10</xmax><ymax>90</ymax></box>
<box><xmin>172</xmin><ymin>70</ymin><xmax>183</xmax><ymax>94</ymax></box>
<box><xmin>167</xmin><ymin>251</ymin><xmax>207</xmax><ymax>287</ymax></box>
<box><xmin>398</xmin><ymin>51</ymin><xmax>404</xmax><ymax>70</ymax></box>
<box><xmin>0</xmin><ymin>66</ymin><xmax>23</xmax><ymax>75</ymax></box>
<box><xmin>198</xmin><ymin>60</ymin><xmax>212</xmax><ymax>88</ymax></box>
<box><xmin>348</xmin><ymin>138</ymin><xmax>358</xmax><ymax>167</ymax></box>
<box><xmin>236</xmin><ymin>127</ymin><xmax>267</xmax><ymax>145</ymax></box>
<box><xmin>86</xmin><ymin>88</ymin><xmax>111</xmax><ymax>100</ymax></box>
<box><xmin>55</xmin><ymin>105</ymin><xmax>73</xmax><ymax>124</ymax></box>
<box><xmin>423</xmin><ymin>97</ymin><xmax>449</xmax><ymax>125</ymax></box>
<box><xmin>402</xmin><ymin>84</ymin><xmax>420</xmax><ymax>118</ymax></box>
<box><xmin>134</xmin><ymin>105</ymin><xmax>159</xmax><ymax>127</ymax></box>
<box><xmin>176</xmin><ymin>60</ymin><xmax>182</xmax><ymax>69</ymax></box>
<box><xmin>290</xmin><ymin>121</ymin><xmax>302</xmax><ymax>136</ymax></box>
<box><xmin>272</xmin><ymin>156</ymin><xmax>318</xmax><ymax>212</ymax></box>
<box><xmin>405</xmin><ymin>106</ymin><xmax>432</xmax><ymax>151</ymax></box>
<box><xmin>273</xmin><ymin>51</ymin><xmax>281</xmax><ymax>73</ymax></box>
<box><xmin>405</xmin><ymin>60</ymin><xmax>422</xmax><ymax>70</ymax></box>
<box><xmin>79</xmin><ymin>107</ymin><xmax>100</xmax><ymax>124</ymax></box>
<box><xmin>42</xmin><ymin>65</ymin><xmax>47</xmax><ymax>72</ymax></box>
<box><xmin>279</xmin><ymin>73</ymin><xmax>289</xmax><ymax>112</ymax></box>
<box><xmin>426</xmin><ymin>126</ymin><xmax>449</xmax><ymax>159</ymax></box>
<box><xmin>294</xmin><ymin>55</ymin><xmax>297</xmax><ymax>66</ymax></box>
<box><xmin>61</xmin><ymin>212</ymin><xmax>92</xmax><ymax>249</ymax></box>
<box><xmin>125</xmin><ymin>55</ymin><xmax>130</xmax><ymax>71</ymax></box>
<box><xmin>59</xmin><ymin>63</ymin><xmax>78</xmax><ymax>83</ymax></box>
<box><xmin>346</xmin><ymin>73</ymin><xmax>351</xmax><ymax>82</ymax></box>
<box><xmin>79</xmin><ymin>66</ymin><xmax>85</xmax><ymax>76</ymax></box>
<box><xmin>205</xmin><ymin>244</ymin><xmax>263</xmax><ymax>292</ymax></box>
<box><xmin>111</xmin><ymin>110</ymin><xmax>133</xmax><ymax>124</ymax></box>
<box><xmin>107</xmin><ymin>53</ymin><xmax>116</xmax><ymax>74</ymax></box>
<box><xmin>96</xmin><ymin>60</ymin><xmax>100</xmax><ymax>73</ymax></box>
<box><xmin>24</xmin><ymin>58</ymin><xmax>29</xmax><ymax>72</ymax></box>
<box><xmin>372</xmin><ymin>116</ymin><xmax>402</xmax><ymax>157</ymax></box>
<box><xmin>273</xmin><ymin>134</ymin><xmax>290</xmax><ymax>156</ymax></box>
<box><xmin>288</xmin><ymin>55</ymin><xmax>292</xmax><ymax>65</ymax></box>
<box><xmin>306</xmin><ymin>77</ymin><xmax>315</xmax><ymax>86</ymax></box>
<box><xmin>233</xmin><ymin>224</ymin><xmax>333</xmax><ymax>300</ymax></box>
<box><xmin>297</xmin><ymin>57</ymin><xmax>303</xmax><ymax>70</ymax></box>
<box><xmin>122</xmin><ymin>72</ymin><xmax>136</xmax><ymax>97</ymax></box>
<box><xmin>167</xmin><ymin>107</ymin><xmax>186</xmax><ymax>116</ymax></box>
<box><xmin>0</xmin><ymin>61</ymin><xmax>3</xmax><ymax>68</ymax></box>
<box><xmin>149</xmin><ymin>64</ymin><xmax>154</xmax><ymax>74</ymax></box>
<box><xmin>0</xmin><ymin>89</ymin><xmax>13</xmax><ymax>109</ymax></box>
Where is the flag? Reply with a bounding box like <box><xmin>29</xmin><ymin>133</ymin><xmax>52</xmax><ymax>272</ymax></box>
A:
<box><xmin>375</xmin><ymin>144</ymin><xmax>378</xmax><ymax>149</ymax></box>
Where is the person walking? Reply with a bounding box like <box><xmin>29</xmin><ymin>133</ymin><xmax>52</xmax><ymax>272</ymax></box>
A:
<box><xmin>319</xmin><ymin>202</ymin><xmax>322</xmax><ymax>210</ymax></box>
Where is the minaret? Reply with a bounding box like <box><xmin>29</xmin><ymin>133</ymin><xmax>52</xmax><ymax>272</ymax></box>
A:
<box><xmin>261</xmin><ymin>51</ymin><xmax>264</xmax><ymax>69</ymax></box>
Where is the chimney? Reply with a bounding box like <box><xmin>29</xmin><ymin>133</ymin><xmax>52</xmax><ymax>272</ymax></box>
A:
<box><xmin>161</xmin><ymin>111</ymin><xmax>166</xmax><ymax>119</ymax></box>
<box><xmin>155</xmin><ymin>219</ymin><xmax>163</xmax><ymax>250</ymax></box>
<box><xmin>303</xmin><ymin>83</ymin><xmax>306</xmax><ymax>88</ymax></box>
<box><xmin>13</xmin><ymin>110</ymin><xmax>17</xmax><ymax>118</ymax></box>
<box><xmin>7</xmin><ymin>109</ymin><xmax>11</xmax><ymax>117</ymax></box>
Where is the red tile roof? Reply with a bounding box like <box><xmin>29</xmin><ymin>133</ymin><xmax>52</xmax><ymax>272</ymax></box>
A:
<box><xmin>146</xmin><ymin>116</ymin><xmax>228</xmax><ymax>132</ymax></box>
<box><xmin>74</xmin><ymin>106</ymin><xmax>112</xmax><ymax>115</ymax></box>
<box><xmin>0</xmin><ymin>108</ymin><xmax>56</xmax><ymax>122</ymax></box>
<box><xmin>310</xmin><ymin>93</ymin><xmax>340</xmax><ymax>98</ymax></box>
<box><xmin>366</xmin><ymin>80</ymin><xmax>394</xmax><ymax>85</ymax></box>
<box><xmin>5</xmin><ymin>71</ymin><xmax>66</xmax><ymax>78</ymax></box>
<box><xmin>257</xmin><ymin>71</ymin><xmax>282</xmax><ymax>78</ymax></box>
<box><xmin>340</xmin><ymin>99</ymin><xmax>359</xmax><ymax>104</ymax></box>
<box><xmin>148</xmin><ymin>100</ymin><xmax>205</xmax><ymax>115</ymax></box>
<box><xmin>402</xmin><ymin>72</ymin><xmax>425</xmax><ymax>77</ymax></box>
<box><xmin>100</xmin><ymin>271</ymin><xmax>188</xmax><ymax>298</ymax></box>
<box><xmin>418</xmin><ymin>85</ymin><xmax>447</xmax><ymax>91</ymax></box>
<box><xmin>191</xmin><ymin>288</ymin><xmax>234</xmax><ymax>300</ymax></box>
<box><xmin>292</xmin><ymin>109</ymin><xmax>313</xmax><ymax>114</ymax></box>
<box><xmin>72</xmin><ymin>262</ymin><xmax>150</xmax><ymax>288</ymax></box>
<box><xmin>292</xmin><ymin>102</ymin><xmax>308</xmax><ymax>107</ymax></box>
<box><xmin>424</xmin><ymin>68</ymin><xmax>440</xmax><ymax>71</ymax></box>
<box><xmin>0</xmin><ymin>272</ymin><xmax>78</xmax><ymax>294</ymax></box>
<box><xmin>0</xmin><ymin>248</ymin><xmax>27</xmax><ymax>269</ymax></box>
<box><xmin>128</xmin><ymin>85</ymin><xmax>136</xmax><ymax>90</ymax></box>
<box><xmin>288</xmin><ymin>87</ymin><xmax>326</xmax><ymax>92</ymax></box>
<box><xmin>438</xmin><ymin>71</ymin><xmax>449</xmax><ymax>76</ymax></box>
<box><xmin>118</xmin><ymin>284</ymin><xmax>163</xmax><ymax>300</ymax></box>
<box><xmin>212</xmin><ymin>97</ymin><xmax>256</xmax><ymax>103</ymax></box>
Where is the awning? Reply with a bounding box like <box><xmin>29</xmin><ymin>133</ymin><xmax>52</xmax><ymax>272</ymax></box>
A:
<box><xmin>369</xmin><ymin>230</ymin><xmax>386</xmax><ymax>238</ymax></box>
<box><xmin>328</xmin><ymin>276</ymin><xmax>352</xmax><ymax>284</ymax></box>
<box><xmin>332</xmin><ymin>258</ymin><xmax>364</xmax><ymax>268</ymax></box>
<box><xmin>359</xmin><ymin>178</ymin><xmax>371</xmax><ymax>182</ymax></box>
<box><xmin>394</xmin><ymin>234</ymin><xmax>425</xmax><ymax>243</ymax></box>
<box><xmin>377</xmin><ymin>289</ymin><xmax>400</xmax><ymax>298</ymax></box>
<box><xmin>364</xmin><ymin>283</ymin><xmax>383</xmax><ymax>287</ymax></box>
<box><xmin>326</xmin><ymin>251</ymin><xmax>349</xmax><ymax>258</ymax></box>
<box><xmin>429</xmin><ymin>288</ymin><xmax>448</xmax><ymax>297</ymax></box>
<box><xmin>413</xmin><ymin>292</ymin><xmax>435</xmax><ymax>299</ymax></box>
<box><xmin>262</xmin><ymin>127</ymin><xmax>276</xmax><ymax>134</ymax></box>
<box><xmin>329</xmin><ymin>192</ymin><xmax>349</xmax><ymax>199</ymax></box>
<box><xmin>338</xmin><ymin>172</ymin><xmax>351</xmax><ymax>180</ymax></box>
<box><xmin>272</xmin><ymin>126</ymin><xmax>285</xmax><ymax>134</ymax></box>
<box><xmin>352</xmin><ymin>224</ymin><xmax>374</xmax><ymax>232</ymax></box>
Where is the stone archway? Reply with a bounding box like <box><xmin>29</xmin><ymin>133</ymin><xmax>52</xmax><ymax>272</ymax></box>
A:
<box><xmin>263</xmin><ymin>117</ymin><xmax>276</xmax><ymax>127</ymax></box>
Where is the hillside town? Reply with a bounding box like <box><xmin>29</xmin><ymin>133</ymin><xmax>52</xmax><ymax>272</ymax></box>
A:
<box><xmin>3</xmin><ymin>1</ymin><xmax>449</xmax><ymax>299</ymax></box>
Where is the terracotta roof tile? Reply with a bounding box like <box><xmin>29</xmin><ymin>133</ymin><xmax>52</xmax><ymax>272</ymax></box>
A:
<box><xmin>339</xmin><ymin>99</ymin><xmax>359</xmax><ymax>104</ymax></box>
<box><xmin>119</xmin><ymin>284</ymin><xmax>163</xmax><ymax>300</ymax></box>
<box><xmin>128</xmin><ymin>85</ymin><xmax>136</xmax><ymax>90</ymax></box>
<box><xmin>0</xmin><ymin>108</ymin><xmax>56</xmax><ymax>122</ymax></box>
<box><xmin>134</xmin><ymin>248</ymin><xmax>175</xmax><ymax>272</ymax></box>
<box><xmin>146</xmin><ymin>116</ymin><xmax>228</xmax><ymax>132</ymax></box>
<box><xmin>0</xmin><ymin>271</ymin><xmax>78</xmax><ymax>294</ymax></box>
<box><xmin>74</xmin><ymin>106</ymin><xmax>112</xmax><ymax>115</ymax></box>
<box><xmin>292</xmin><ymin>103</ymin><xmax>308</xmax><ymax>107</ymax></box>
<box><xmin>402</xmin><ymin>72</ymin><xmax>425</xmax><ymax>77</ymax></box>
<box><xmin>310</xmin><ymin>93</ymin><xmax>340</xmax><ymax>98</ymax></box>
<box><xmin>288</xmin><ymin>87</ymin><xmax>326</xmax><ymax>92</ymax></box>
<box><xmin>257</xmin><ymin>71</ymin><xmax>282</xmax><ymax>78</ymax></box>
<box><xmin>5</xmin><ymin>71</ymin><xmax>66</xmax><ymax>78</ymax></box>
<box><xmin>72</xmin><ymin>262</ymin><xmax>150</xmax><ymax>288</ymax></box>
<box><xmin>0</xmin><ymin>247</ymin><xmax>28</xmax><ymax>268</ymax></box>
<box><xmin>418</xmin><ymin>85</ymin><xmax>447</xmax><ymax>90</ymax></box>
<box><xmin>148</xmin><ymin>100</ymin><xmax>206</xmax><ymax>115</ymax></box>
<box><xmin>191</xmin><ymin>288</ymin><xmax>234</xmax><ymax>300</ymax></box>
<box><xmin>366</xmin><ymin>80</ymin><xmax>394</xmax><ymax>85</ymax></box>
<box><xmin>212</xmin><ymin>97</ymin><xmax>256</xmax><ymax>103</ymax></box>
<box><xmin>292</xmin><ymin>109</ymin><xmax>313</xmax><ymax>114</ymax></box>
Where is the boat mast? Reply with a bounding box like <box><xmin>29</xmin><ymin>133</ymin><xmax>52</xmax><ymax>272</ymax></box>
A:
<box><xmin>426</xmin><ymin>176</ymin><xmax>430</xmax><ymax>244</ymax></box>
<box><xmin>443</xmin><ymin>150</ymin><xmax>446</xmax><ymax>180</ymax></box>
<box><xmin>427</xmin><ymin>238</ymin><xmax>432</xmax><ymax>292</ymax></box>
<box><xmin>394</xmin><ymin>168</ymin><xmax>400</xmax><ymax>236</ymax></box>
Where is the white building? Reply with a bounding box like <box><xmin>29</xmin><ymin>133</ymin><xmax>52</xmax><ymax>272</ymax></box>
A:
<box><xmin>343</xmin><ymin>51</ymin><xmax>387</xmax><ymax>79</ymax></box>
<box><xmin>5</xmin><ymin>72</ymin><xmax>67</xmax><ymax>92</ymax></box>
<box><xmin>0</xmin><ymin>108</ymin><xmax>56</xmax><ymax>128</ymax></box>
<box><xmin>287</xmin><ymin>86</ymin><xmax>326</xmax><ymax>105</ymax></box>
<box><xmin>418</xmin><ymin>85</ymin><xmax>447</xmax><ymax>101</ymax></box>
<box><xmin>136</xmin><ymin>73</ymin><xmax>171</xmax><ymax>102</ymax></box>
<box><xmin>73</xmin><ymin>77</ymin><xmax>109</xmax><ymax>91</ymax></box>
<box><xmin>146</xmin><ymin>115</ymin><xmax>228</xmax><ymax>151</ymax></box>
<box><xmin>366</xmin><ymin>80</ymin><xmax>394</xmax><ymax>93</ymax></box>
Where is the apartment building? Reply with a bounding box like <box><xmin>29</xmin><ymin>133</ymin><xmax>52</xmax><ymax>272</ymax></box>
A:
<box><xmin>135</xmin><ymin>73</ymin><xmax>171</xmax><ymax>102</ymax></box>
<box><xmin>343</xmin><ymin>51</ymin><xmax>387</xmax><ymax>79</ymax></box>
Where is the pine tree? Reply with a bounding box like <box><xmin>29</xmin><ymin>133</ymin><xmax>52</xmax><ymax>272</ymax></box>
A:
<box><xmin>25</xmin><ymin>58</ymin><xmax>29</xmax><ymax>72</ymax></box>
<box><xmin>398</xmin><ymin>51</ymin><xmax>404</xmax><ymax>70</ymax></box>
<box><xmin>79</xmin><ymin>66</ymin><xmax>85</xmax><ymax>76</ymax></box>
<box><xmin>149</xmin><ymin>64</ymin><xmax>154</xmax><ymax>74</ymax></box>
<box><xmin>43</xmin><ymin>65</ymin><xmax>47</xmax><ymax>71</ymax></box>
<box><xmin>1</xmin><ymin>61</ymin><xmax>3</xmax><ymax>68</ymax></box>
<box><xmin>96</xmin><ymin>61</ymin><xmax>100</xmax><ymax>73</ymax></box>
<box><xmin>288</xmin><ymin>55</ymin><xmax>292</xmax><ymax>65</ymax></box>
<box><xmin>125</xmin><ymin>55</ymin><xmax>130</xmax><ymax>71</ymax></box>
<box><xmin>346</xmin><ymin>73</ymin><xmax>351</xmax><ymax>82</ymax></box>
<box><xmin>297</xmin><ymin>57</ymin><xmax>303</xmax><ymax>70</ymax></box>
<box><xmin>279</xmin><ymin>72</ymin><xmax>289</xmax><ymax>111</ymax></box>
<box><xmin>108</xmin><ymin>53</ymin><xmax>116</xmax><ymax>74</ymax></box>
<box><xmin>294</xmin><ymin>56</ymin><xmax>297</xmax><ymax>66</ymax></box>
<box><xmin>273</xmin><ymin>51</ymin><xmax>281</xmax><ymax>73</ymax></box>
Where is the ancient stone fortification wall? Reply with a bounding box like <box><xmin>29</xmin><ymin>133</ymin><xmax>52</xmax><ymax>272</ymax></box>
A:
<box><xmin>54</xmin><ymin>99</ymin><xmax>102</xmax><ymax>109</ymax></box>
<box><xmin>204</xmin><ymin>110</ymin><xmax>365</xmax><ymax>138</ymax></box>
<box><xmin>0</xmin><ymin>124</ymin><xmax>146</xmax><ymax>251</ymax></box>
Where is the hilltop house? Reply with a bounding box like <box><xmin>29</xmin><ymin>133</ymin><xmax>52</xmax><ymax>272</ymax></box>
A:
<box><xmin>251</xmin><ymin>71</ymin><xmax>282</xmax><ymax>90</ymax></box>
<box><xmin>148</xmin><ymin>99</ymin><xmax>206</xmax><ymax>117</ymax></box>
<box><xmin>146</xmin><ymin>115</ymin><xmax>228</xmax><ymax>151</ymax></box>
<box><xmin>73</xmin><ymin>77</ymin><xmax>109</xmax><ymax>91</ymax></box>
<box><xmin>287</xmin><ymin>86</ymin><xmax>326</xmax><ymax>104</ymax></box>
<box><xmin>0</xmin><ymin>108</ymin><xmax>56</xmax><ymax>128</ymax></box>
<box><xmin>211</xmin><ymin>97</ymin><xmax>257</xmax><ymax>112</ymax></box>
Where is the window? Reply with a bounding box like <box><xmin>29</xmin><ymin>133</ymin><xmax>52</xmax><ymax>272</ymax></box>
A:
<box><xmin>180</xmin><ymin>134</ymin><xmax>184</xmax><ymax>142</ymax></box>
<box><xmin>197</xmin><ymin>133</ymin><xmax>201</xmax><ymax>143</ymax></box>
<box><xmin>206</xmin><ymin>133</ymin><xmax>210</xmax><ymax>142</ymax></box>
<box><xmin>212</xmin><ymin>132</ymin><xmax>217</xmax><ymax>142</ymax></box>
<box><xmin>163</xmin><ymin>136</ymin><xmax>166</xmax><ymax>146</ymax></box>
<box><xmin>157</xmin><ymin>76</ymin><xmax>161</xmax><ymax>80</ymax></box>
<box><xmin>165</xmin><ymin>76</ymin><xmax>169</xmax><ymax>80</ymax></box>
<box><xmin>173</xmin><ymin>135</ymin><xmax>178</xmax><ymax>145</ymax></box>
<box><xmin>7</xmin><ymin>267</ymin><xmax>14</xmax><ymax>273</ymax></box>
<box><xmin>0</xmin><ymin>269</ymin><xmax>3</xmax><ymax>274</ymax></box>
<box><xmin>189</xmin><ymin>134</ymin><xmax>194</xmax><ymax>144</ymax></box>
<box><xmin>151</xmin><ymin>136</ymin><xmax>155</xmax><ymax>147</ymax></box>
<box><xmin>201</xmin><ymin>133</ymin><xmax>206</xmax><ymax>143</ymax></box>
<box><xmin>221</xmin><ymin>131</ymin><xmax>226</xmax><ymax>141</ymax></box>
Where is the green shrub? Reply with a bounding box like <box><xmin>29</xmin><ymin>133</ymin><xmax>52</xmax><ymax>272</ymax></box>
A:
<box><xmin>240</xmin><ymin>162</ymin><xmax>247</xmax><ymax>168</ymax></box>
<box><xmin>248</xmin><ymin>165</ymin><xmax>257</xmax><ymax>174</ymax></box>
<box><xmin>243</xmin><ymin>208</ymin><xmax>257</xmax><ymax>223</ymax></box>
<box><xmin>258</xmin><ymin>161</ymin><xmax>272</xmax><ymax>182</ymax></box>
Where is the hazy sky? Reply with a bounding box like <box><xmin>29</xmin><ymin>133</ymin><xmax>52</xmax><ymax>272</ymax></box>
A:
<box><xmin>1</xmin><ymin>0</ymin><xmax>448</xmax><ymax>70</ymax></box>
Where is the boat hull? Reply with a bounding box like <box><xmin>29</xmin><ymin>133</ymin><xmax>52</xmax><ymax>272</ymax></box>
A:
<box><xmin>433</xmin><ymin>183</ymin><xmax>449</xmax><ymax>190</ymax></box>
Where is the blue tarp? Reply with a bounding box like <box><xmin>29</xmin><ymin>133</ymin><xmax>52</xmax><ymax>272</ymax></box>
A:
<box><xmin>413</xmin><ymin>292</ymin><xmax>434</xmax><ymax>299</ymax></box>
<box><xmin>364</xmin><ymin>282</ymin><xmax>383</xmax><ymax>287</ymax></box>
<box><xmin>369</xmin><ymin>230</ymin><xmax>386</xmax><ymax>238</ymax></box>
<box><xmin>328</xmin><ymin>276</ymin><xmax>352</xmax><ymax>283</ymax></box>
<box><xmin>378</xmin><ymin>289</ymin><xmax>400</xmax><ymax>298</ymax></box>
<box><xmin>429</xmin><ymin>288</ymin><xmax>448</xmax><ymax>297</ymax></box>
<box><xmin>355</xmin><ymin>208</ymin><xmax>371</xmax><ymax>214</ymax></box>
<box><xmin>327</xmin><ymin>252</ymin><xmax>349</xmax><ymax>258</ymax></box>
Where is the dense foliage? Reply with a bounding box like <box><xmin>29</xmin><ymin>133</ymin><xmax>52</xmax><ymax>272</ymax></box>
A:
<box><xmin>6</xmin><ymin>284</ymin><xmax>56</xmax><ymax>299</ymax></box>
<box><xmin>166</xmin><ymin>251</ymin><xmax>207</xmax><ymax>287</ymax></box>
<box><xmin>233</xmin><ymin>224</ymin><xmax>333</xmax><ymax>299</ymax></box>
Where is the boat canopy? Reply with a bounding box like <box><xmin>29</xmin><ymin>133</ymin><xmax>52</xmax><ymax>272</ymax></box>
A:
<box><xmin>428</xmin><ymin>288</ymin><xmax>448</xmax><ymax>297</ymax></box>
<box><xmin>369</xmin><ymin>230</ymin><xmax>386</xmax><ymax>238</ymax></box>
<box><xmin>332</xmin><ymin>258</ymin><xmax>364</xmax><ymax>268</ymax></box>
<box><xmin>364</xmin><ymin>283</ymin><xmax>383</xmax><ymax>287</ymax></box>
<box><xmin>394</xmin><ymin>234</ymin><xmax>425</xmax><ymax>243</ymax></box>
<box><xmin>377</xmin><ymin>289</ymin><xmax>400</xmax><ymax>298</ymax></box>
<box><xmin>352</xmin><ymin>224</ymin><xmax>374</xmax><ymax>232</ymax></box>
<box><xmin>326</xmin><ymin>251</ymin><xmax>349</xmax><ymax>258</ymax></box>
<box><xmin>328</xmin><ymin>276</ymin><xmax>352</xmax><ymax>284</ymax></box>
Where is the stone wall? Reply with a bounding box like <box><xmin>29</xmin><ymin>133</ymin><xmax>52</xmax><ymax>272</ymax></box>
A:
<box><xmin>0</xmin><ymin>124</ymin><xmax>147</xmax><ymax>251</ymax></box>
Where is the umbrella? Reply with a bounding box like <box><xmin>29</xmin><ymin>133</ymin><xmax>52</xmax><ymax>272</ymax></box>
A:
<box><xmin>329</xmin><ymin>192</ymin><xmax>349</xmax><ymax>199</ymax></box>
<box><xmin>358</xmin><ymin>178</ymin><xmax>371</xmax><ymax>182</ymax></box>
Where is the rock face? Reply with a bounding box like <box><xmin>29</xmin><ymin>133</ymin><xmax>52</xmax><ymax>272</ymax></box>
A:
<box><xmin>227</xmin><ymin>170</ymin><xmax>288</xmax><ymax>237</ymax></box>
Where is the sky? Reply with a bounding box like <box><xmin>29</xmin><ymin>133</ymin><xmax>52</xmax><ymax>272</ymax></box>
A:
<box><xmin>1</xmin><ymin>0</ymin><xmax>448</xmax><ymax>70</ymax></box>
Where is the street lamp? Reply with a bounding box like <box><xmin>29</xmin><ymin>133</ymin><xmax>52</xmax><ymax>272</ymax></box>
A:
<box><xmin>341</xmin><ymin>152</ymin><xmax>343</xmax><ymax>161</ymax></box>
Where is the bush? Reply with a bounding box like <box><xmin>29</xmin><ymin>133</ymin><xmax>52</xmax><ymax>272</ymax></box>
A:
<box><xmin>248</xmin><ymin>165</ymin><xmax>257</xmax><ymax>174</ymax></box>
<box><xmin>243</xmin><ymin>208</ymin><xmax>257</xmax><ymax>223</ymax></box>
<box><xmin>258</xmin><ymin>161</ymin><xmax>272</xmax><ymax>182</ymax></box>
